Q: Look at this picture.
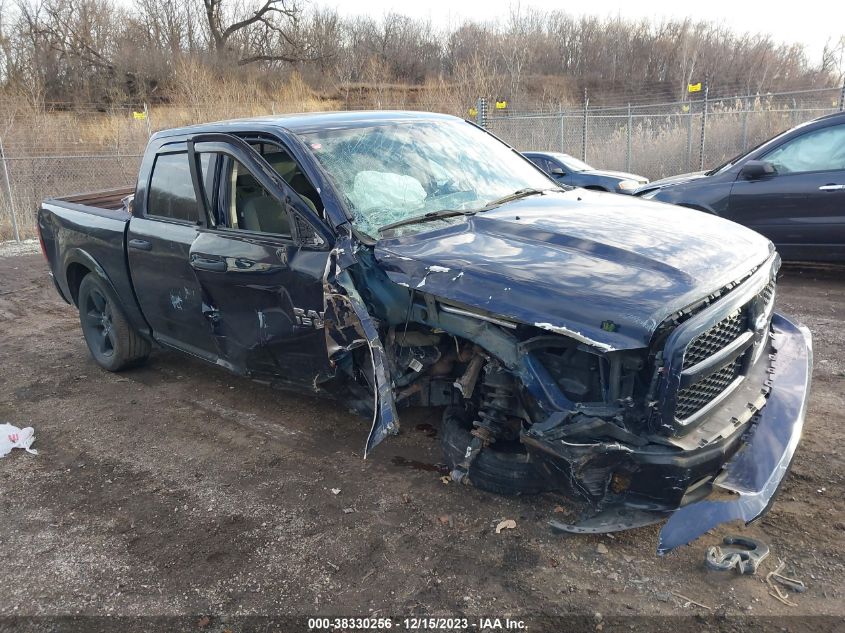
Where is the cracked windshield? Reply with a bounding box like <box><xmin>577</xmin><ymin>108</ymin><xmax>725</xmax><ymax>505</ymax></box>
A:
<box><xmin>299</xmin><ymin>119</ymin><xmax>556</xmax><ymax>238</ymax></box>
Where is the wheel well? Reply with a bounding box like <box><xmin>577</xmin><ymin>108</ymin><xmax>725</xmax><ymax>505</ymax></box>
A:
<box><xmin>66</xmin><ymin>263</ymin><xmax>91</xmax><ymax>305</ymax></box>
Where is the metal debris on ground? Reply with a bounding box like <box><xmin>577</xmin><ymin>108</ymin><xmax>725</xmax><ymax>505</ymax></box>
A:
<box><xmin>670</xmin><ymin>591</ymin><xmax>711</xmax><ymax>610</ymax></box>
<box><xmin>704</xmin><ymin>536</ymin><xmax>770</xmax><ymax>575</ymax></box>
<box><xmin>495</xmin><ymin>519</ymin><xmax>517</xmax><ymax>534</ymax></box>
<box><xmin>0</xmin><ymin>423</ymin><xmax>38</xmax><ymax>458</ymax></box>
<box><xmin>766</xmin><ymin>560</ymin><xmax>803</xmax><ymax>606</ymax></box>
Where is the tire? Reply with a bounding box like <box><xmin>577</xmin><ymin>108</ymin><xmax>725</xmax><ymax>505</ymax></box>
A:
<box><xmin>78</xmin><ymin>273</ymin><xmax>150</xmax><ymax>371</ymax></box>
<box><xmin>440</xmin><ymin>406</ymin><xmax>551</xmax><ymax>496</ymax></box>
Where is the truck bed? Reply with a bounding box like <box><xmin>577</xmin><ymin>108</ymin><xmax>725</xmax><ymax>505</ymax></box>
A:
<box><xmin>46</xmin><ymin>186</ymin><xmax>134</xmax><ymax>215</ymax></box>
<box><xmin>38</xmin><ymin>187</ymin><xmax>148</xmax><ymax>336</ymax></box>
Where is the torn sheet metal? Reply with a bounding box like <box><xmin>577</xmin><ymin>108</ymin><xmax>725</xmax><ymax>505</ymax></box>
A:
<box><xmin>657</xmin><ymin>315</ymin><xmax>812</xmax><ymax>554</ymax></box>
<box><xmin>323</xmin><ymin>231</ymin><xmax>399</xmax><ymax>457</ymax></box>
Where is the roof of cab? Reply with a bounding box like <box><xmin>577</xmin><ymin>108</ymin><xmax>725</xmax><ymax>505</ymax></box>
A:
<box><xmin>152</xmin><ymin>110</ymin><xmax>462</xmax><ymax>140</ymax></box>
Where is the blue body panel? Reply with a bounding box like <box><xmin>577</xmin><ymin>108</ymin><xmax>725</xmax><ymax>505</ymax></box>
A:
<box><xmin>376</xmin><ymin>188</ymin><xmax>773</xmax><ymax>350</ymax></box>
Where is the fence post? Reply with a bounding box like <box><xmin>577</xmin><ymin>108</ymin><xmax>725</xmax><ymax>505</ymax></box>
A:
<box><xmin>698</xmin><ymin>79</ymin><xmax>709</xmax><ymax>171</ymax></box>
<box><xmin>476</xmin><ymin>97</ymin><xmax>488</xmax><ymax>129</ymax></box>
<box><xmin>581</xmin><ymin>88</ymin><xmax>589</xmax><ymax>162</ymax></box>
<box><xmin>839</xmin><ymin>79</ymin><xmax>844</xmax><ymax>111</ymax></box>
<box><xmin>686</xmin><ymin>106</ymin><xmax>693</xmax><ymax>171</ymax></box>
<box><xmin>0</xmin><ymin>137</ymin><xmax>21</xmax><ymax>243</ymax></box>
<box><xmin>559</xmin><ymin>103</ymin><xmax>565</xmax><ymax>153</ymax></box>
<box><xmin>626</xmin><ymin>103</ymin><xmax>633</xmax><ymax>172</ymax></box>
<box><xmin>143</xmin><ymin>102</ymin><xmax>152</xmax><ymax>138</ymax></box>
<box><xmin>741</xmin><ymin>97</ymin><xmax>750</xmax><ymax>150</ymax></box>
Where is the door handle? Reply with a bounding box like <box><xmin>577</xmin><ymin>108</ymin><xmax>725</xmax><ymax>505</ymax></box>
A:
<box><xmin>190</xmin><ymin>255</ymin><xmax>227</xmax><ymax>272</ymax></box>
<box><xmin>128</xmin><ymin>238</ymin><xmax>152</xmax><ymax>251</ymax></box>
<box><xmin>819</xmin><ymin>184</ymin><xmax>845</xmax><ymax>191</ymax></box>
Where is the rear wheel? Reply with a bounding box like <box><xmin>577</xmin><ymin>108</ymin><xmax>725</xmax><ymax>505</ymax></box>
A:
<box><xmin>440</xmin><ymin>406</ymin><xmax>551</xmax><ymax>496</ymax></box>
<box><xmin>78</xmin><ymin>274</ymin><xmax>150</xmax><ymax>371</ymax></box>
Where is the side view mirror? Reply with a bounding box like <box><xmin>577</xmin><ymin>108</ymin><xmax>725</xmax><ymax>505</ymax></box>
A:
<box><xmin>740</xmin><ymin>160</ymin><xmax>776</xmax><ymax>180</ymax></box>
<box><xmin>550</xmin><ymin>167</ymin><xmax>565</xmax><ymax>176</ymax></box>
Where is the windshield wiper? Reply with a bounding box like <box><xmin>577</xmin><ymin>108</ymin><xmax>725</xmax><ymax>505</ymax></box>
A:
<box><xmin>377</xmin><ymin>188</ymin><xmax>558</xmax><ymax>234</ymax></box>
<box><xmin>377</xmin><ymin>208</ymin><xmax>476</xmax><ymax>233</ymax></box>
<box><xmin>481</xmin><ymin>187</ymin><xmax>555</xmax><ymax>209</ymax></box>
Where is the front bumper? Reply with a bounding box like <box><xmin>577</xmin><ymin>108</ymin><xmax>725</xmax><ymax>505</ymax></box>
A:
<box><xmin>656</xmin><ymin>312</ymin><xmax>812</xmax><ymax>553</ymax></box>
<box><xmin>525</xmin><ymin>313</ymin><xmax>812</xmax><ymax>553</ymax></box>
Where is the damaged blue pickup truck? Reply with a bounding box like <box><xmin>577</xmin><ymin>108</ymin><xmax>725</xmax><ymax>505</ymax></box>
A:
<box><xmin>38</xmin><ymin>111</ymin><xmax>812</xmax><ymax>553</ymax></box>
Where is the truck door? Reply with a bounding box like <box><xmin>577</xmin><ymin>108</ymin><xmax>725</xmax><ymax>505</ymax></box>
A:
<box><xmin>186</xmin><ymin>134</ymin><xmax>335</xmax><ymax>386</ymax></box>
<box><xmin>127</xmin><ymin>144</ymin><xmax>219</xmax><ymax>359</ymax></box>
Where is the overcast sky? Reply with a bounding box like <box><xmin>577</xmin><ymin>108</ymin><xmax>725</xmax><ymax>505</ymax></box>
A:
<box><xmin>327</xmin><ymin>0</ymin><xmax>844</xmax><ymax>67</ymax></box>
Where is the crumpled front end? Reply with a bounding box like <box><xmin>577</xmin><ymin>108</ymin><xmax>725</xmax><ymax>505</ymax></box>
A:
<box><xmin>517</xmin><ymin>253</ymin><xmax>812</xmax><ymax>552</ymax></box>
<box><xmin>657</xmin><ymin>313</ymin><xmax>811</xmax><ymax>553</ymax></box>
<box><xmin>327</xmin><ymin>230</ymin><xmax>810</xmax><ymax>553</ymax></box>
<box><xmin>525</xmin><ymin>312</ymin><xmax>811</xmax><ymax>552</ymax></box>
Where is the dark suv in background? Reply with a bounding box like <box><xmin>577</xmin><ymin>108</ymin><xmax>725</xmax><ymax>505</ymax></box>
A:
<box><xmin>635</xmin><ymin>112</ymin><xmax>845</xmax><ymax>262</ymax></box>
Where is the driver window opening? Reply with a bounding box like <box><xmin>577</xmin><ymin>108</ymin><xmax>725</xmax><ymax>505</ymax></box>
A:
<box><xmin>247</xmin><ymin>140</ymin><xmax>324</xmax><ymax>217</ymax></box>
<box><xmin>229</xmin><ymin>158</ymin><xmax>291</xmax><ymax>236</ymax></box>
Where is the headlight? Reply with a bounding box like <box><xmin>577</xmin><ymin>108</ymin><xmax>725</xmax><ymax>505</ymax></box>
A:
<box><xmin>617</xmin><ymin>180</ymin><xmax>640</xmax><ymax>191</ymax></box>
<box><xmin>639</xmin><ymin>188</ymin><xmax>660</xmax><ymax>199</ymax></box>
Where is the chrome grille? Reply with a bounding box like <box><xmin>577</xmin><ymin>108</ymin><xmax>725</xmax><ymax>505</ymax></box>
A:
<box><xmin>672</xmin><ymin>275</ymin><xmax>777</xmax><ymax>422</ymax></box>
<box><xmin>676</xmin><ymin>357</ymin><xmax>743</xmax><ymax>420</ymax></box>
<box><xmin>682</xmin><ymin>309</ymin><xmax>747</xmax><ymax>370</ymax></box>
<box><xmin>758</xmin><ymin>279</ymin><xmax>776</xmax><ymax>316</ymax></box>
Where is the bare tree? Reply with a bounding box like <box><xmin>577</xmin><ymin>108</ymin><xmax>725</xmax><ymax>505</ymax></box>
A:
<box><xmin>201</xmin><ymin>0</ymin><xmax>316</xmax><ymax>66</ymax></box>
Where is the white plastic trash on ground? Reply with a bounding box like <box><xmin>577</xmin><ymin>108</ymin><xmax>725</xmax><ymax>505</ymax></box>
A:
<box><xmin>0</xmin><ymin>423</ymin><xmax>38</xmax><ymax>457</ymax></box>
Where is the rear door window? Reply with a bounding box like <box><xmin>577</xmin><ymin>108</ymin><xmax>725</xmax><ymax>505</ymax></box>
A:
<box><xmin>147</xmin><ymin>152</ymin><xmax>199</xmax><ymax>223</ymax></box>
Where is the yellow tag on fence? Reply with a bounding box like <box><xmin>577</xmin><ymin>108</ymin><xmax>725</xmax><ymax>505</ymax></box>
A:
<box><xmin>495</xmin><ymin>100</ymin><xmax>508</xmax><ymax>109</ymax></box>
<box><xmin>132</xmin><ymin>111</ymin><xmax>147</xmax><ymax>120</ymax></box>
<box><xmin>688</xmin><ymin>82</ymin><xmax>702</xmax><ymax>93</ymax></box>
<box><xmin>468</xmin><ymin>107</ymin><xmax>478</xmax><ymax>117</ymax></box>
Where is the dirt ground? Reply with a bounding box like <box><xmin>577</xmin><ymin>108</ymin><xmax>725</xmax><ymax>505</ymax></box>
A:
<box><xmin>0</xmin><ymin>251</ymin><xmax>843</xmax><ymax>631</ymax></box>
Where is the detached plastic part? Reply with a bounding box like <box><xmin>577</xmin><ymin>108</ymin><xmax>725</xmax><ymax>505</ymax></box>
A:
<box><xmin>704</xmin><ymin>536</ymin><xmax>770</xmax><ymax>574</ymax></box>
<box><xmin>0</xmin><ymin>423</ymin><xmax>38</xmax><ymax>458</ymax></box>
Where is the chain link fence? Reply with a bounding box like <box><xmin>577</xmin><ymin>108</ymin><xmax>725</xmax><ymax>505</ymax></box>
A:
<box><xmin>0</xmin><ymin>101</ymin><xmax>279</xmax><ymax>240</ymax></box>
<box><xmin>1</xmin><ymin>86</ymin><xmax>844</xmax><ymax>241</ymax></box>
<box><xmin>486</xmin><ymin>86</ymin><xmax>844</xmax><ymax>180</ymax></box>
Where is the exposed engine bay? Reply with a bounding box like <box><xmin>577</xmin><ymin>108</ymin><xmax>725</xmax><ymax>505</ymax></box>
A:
<box><xmin>317</xmin><ymin>232</ymin><xmax>810</xmax><ymax>554</ymax></box>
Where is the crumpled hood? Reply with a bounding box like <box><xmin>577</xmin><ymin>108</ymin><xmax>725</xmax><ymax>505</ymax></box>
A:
<box><xmin>636</xmin><ymin>171</ymin><xmax>708</xmax><ymax>193</ymax></box>
<box><xmin>374</xmin><ymin>190</ymin><xmax>772</xmax><ymax>351</ymax></box>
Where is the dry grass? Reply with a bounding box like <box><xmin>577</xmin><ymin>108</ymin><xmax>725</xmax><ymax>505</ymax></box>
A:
<box><xmin>0</xmin><ymin>81</ymin><xmax>840</xmax><ymax>240</ymax></box>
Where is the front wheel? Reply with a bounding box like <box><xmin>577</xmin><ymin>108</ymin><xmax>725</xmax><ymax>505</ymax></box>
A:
<box><xmin>78</xmin><ymin>274</ymin><xmax>150</xmax><ymax>371</ymax></box>
<box><xmin>440</xmin><ymin>406</ymin><xmax>552</xmax><ymax>496</ymax></box>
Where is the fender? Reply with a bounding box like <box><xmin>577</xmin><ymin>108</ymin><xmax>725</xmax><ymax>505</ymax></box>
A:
<box><xmin>62</xmin><ymin>247</ymin><xmax>151</xmax><ymax>337</ymax></box>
